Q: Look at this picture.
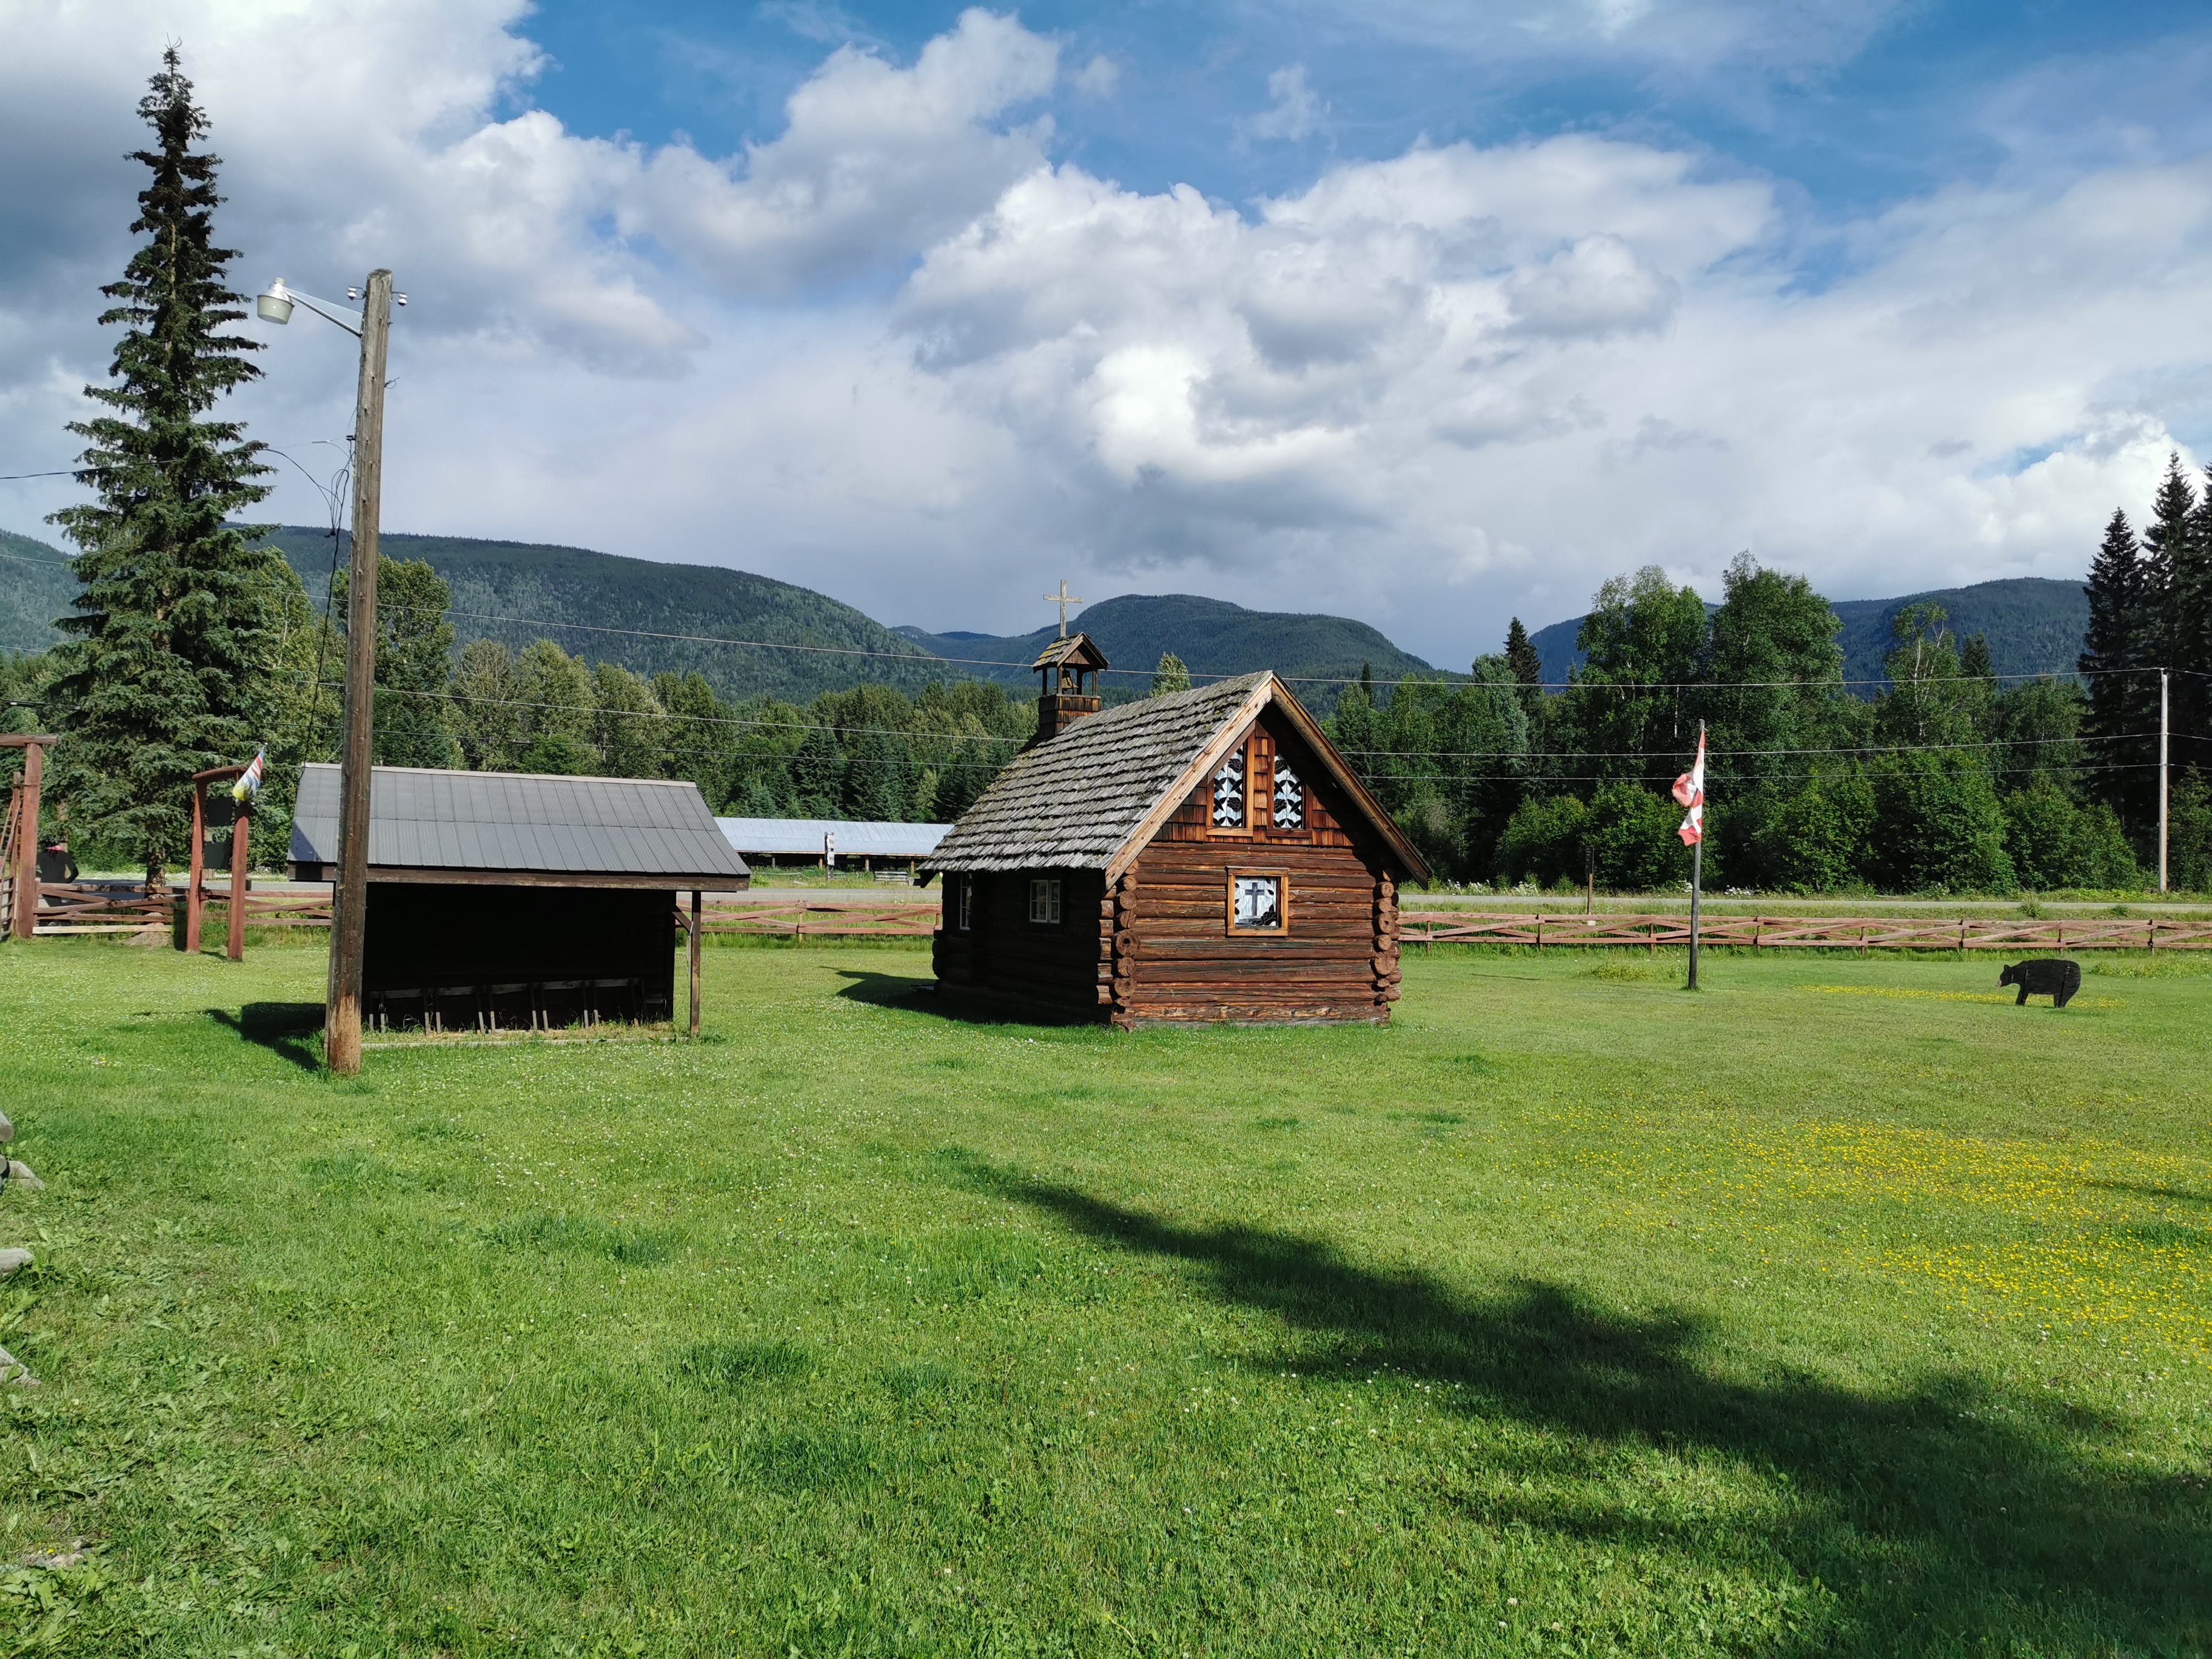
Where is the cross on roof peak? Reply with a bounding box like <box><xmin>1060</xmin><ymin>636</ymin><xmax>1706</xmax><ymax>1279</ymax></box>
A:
<box><xmin>1042</xmin><ymin>578</ymin><xmax>1085</xmax><ymax>637</ymax></box>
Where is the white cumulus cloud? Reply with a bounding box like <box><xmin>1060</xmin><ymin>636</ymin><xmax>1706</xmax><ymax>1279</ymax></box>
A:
<box><xmin>2</xmin><ymin>3</ymin><xmax>2208</xmax><ymax>670</ymax></box>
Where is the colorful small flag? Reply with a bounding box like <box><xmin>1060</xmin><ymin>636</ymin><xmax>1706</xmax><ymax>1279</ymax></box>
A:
<box><xmin>1672</xmin><ymin>729</ymin><xmax>1706</xmax><ymax>846</ymax></box>
<box><xmin>232</xmin><ymin>748</ymin><xmax>266</xmax><ymax>805</ymax></box>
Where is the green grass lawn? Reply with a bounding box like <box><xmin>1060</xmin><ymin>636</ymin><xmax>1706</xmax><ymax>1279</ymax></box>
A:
<box><xmin>0</xmin><ymin>940</ymin><xmax>2205</xmax><ymax>1658</ymax></box>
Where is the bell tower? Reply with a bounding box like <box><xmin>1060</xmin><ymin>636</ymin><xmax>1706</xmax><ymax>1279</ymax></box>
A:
<box><xmin>1030</xmin><ymin>633</ymin><xmax>1110</xmax><ymax>744</ymax></box>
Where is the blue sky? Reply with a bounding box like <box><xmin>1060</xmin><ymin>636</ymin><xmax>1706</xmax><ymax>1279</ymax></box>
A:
<box><xmin>520</xmin><ymin>0</ymin><xmax>2212</xmax><ymax>224</ymax></box>
<box><xmin>4</xmin><ymin>0</ymin><xmax>2211</xmax><ymax>663</ymax></box>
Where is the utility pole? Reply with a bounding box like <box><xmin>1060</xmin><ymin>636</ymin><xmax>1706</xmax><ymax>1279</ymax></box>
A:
<box><xmin>326</xmin><ymin>269</ymin><xmax>392</xmax><ymax>1075</ymax></box>
<box><xmin>1687</xmin><ymin>814</ymin><xmax>1703</xmax><ymax>991</ymax></box>
<box><xmin>2159</xmin><ymin>669</ymin><xmax>2170</xmax><ymax>895</ymax></box>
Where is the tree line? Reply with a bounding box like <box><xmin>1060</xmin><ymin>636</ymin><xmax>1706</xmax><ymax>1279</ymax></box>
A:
<box><xmin>1329</xmin><ymin>537</ymin><xmax>2212</xmax><ymax>895</ymax></box>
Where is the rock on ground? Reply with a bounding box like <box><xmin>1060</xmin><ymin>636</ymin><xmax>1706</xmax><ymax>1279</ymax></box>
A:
<box><xmin>3</xmin><ymin>1161</ymin><xmax>42</xmax><ymax>1191</ymax></box>
<box><xmin>0</xmin><ymin>1248</ymin><xmax>30</xmax><ymax>1277</ymax></box>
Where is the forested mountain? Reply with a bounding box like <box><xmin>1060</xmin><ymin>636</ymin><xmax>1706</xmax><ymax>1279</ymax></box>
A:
<box><xmin>257</xmin><ymin>528</ymin><xmax>945</xmax><ymax>704</ymax></box>
<box><xmin>1831</xmin><ymin>580</ymin><xmax>2089</xmax><ymax>684</ymax></box>
<box><xmin>4</xmin><ymin>521</ymin><xmax>2094</xmax><ymax>703</ymax></box>
<box><xmin>0</xmin><ymin>530</ymin><xmax>73</xmax><ymax>654</ymax></box>
<box><xmin>1529</xmin><ymin>578</ymin><xmax>2088</xmax><ymax>689</ymax></box>
<box><xmin>894</xmin><ymin>592</ymin><xmax>1443</xmax><ymax>705</ymax></box>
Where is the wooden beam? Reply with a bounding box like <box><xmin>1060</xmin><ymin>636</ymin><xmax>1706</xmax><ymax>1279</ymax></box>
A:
<box><xmin>228</xmin><ymin>805</ymin><xmax>250</xmax><ymax>963</ymax></box>
<box><xmin>0</xmin><ymin>736</ymin><xmax>60</xmax><ymax>749</ymax></box>
<box><xmin>186</xmin><ymin>779</ymin><xmax>206</xmax><ymax>954</ymax></box>
<box><xmin>13</xmin><ymin>738</ymin><xmax>42</xmax><ymax>941</ymax></box>
<box><xmin>290</xmin><ymin>865</ymin><xmax>752</xmax><ymax>891</ymax></box>
<box><xmin>688</xmin><ymin>890</ymin><xmax>702</xmax><ymax>1038</ymax></box>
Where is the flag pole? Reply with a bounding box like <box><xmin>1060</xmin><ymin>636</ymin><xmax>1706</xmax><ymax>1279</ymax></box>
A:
<box><xmin>1687</xmin><ymin>720</ymin><xmax>1704</xmax><ymax>991</ymax></box>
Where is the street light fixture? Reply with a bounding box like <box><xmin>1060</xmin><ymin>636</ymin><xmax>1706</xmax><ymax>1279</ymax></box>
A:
<box><xmin>255</xmin><ymin>269</ymin><xmax>400</xmax><ymax>1076</ymax></box>
<box><xmin>255</xmin><ymin>278</ymin><xmax>407</xmax><ymax>332</ymax></box>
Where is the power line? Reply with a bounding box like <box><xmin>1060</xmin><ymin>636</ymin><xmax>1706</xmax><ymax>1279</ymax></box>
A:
<box><xmin>320</xmin><ymin>682</ymin><xmax>1028</xmax><ymax>748</ymax></box>
<box><xmin>6</xmin><ymin>538</ymin><xmax>2200</xmax><ymax>694</ymax></box>
<box><xmin>369</xmin><ymin>596</ymin><xmax>2129</xmax><ymax>689</ymax></box>
<box><xmin>0</xmin><ymin>540</ymin><xmax>2188</xmax><ymax>691</ymax></box>
<box><xmin>341</xmin><ymin>684</ymin><xmax>2164</xmax><ymax>782</ymax></box>
<box><xmin>1353</xmin><ymin>760</ymin><xmax>2163</xmax><ymax>784</ymax></box>
<box><xmin>1341</xmin><ymin>733</ymin><xmax>2135</xmax><ymax>761</ymax></box>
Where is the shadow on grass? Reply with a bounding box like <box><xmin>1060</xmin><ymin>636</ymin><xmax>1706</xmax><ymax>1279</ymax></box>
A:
<box><xmin>958</xmin><ymin>1158</ymin><xmax>2208</xmax><ymax>1656</ymax></box>
<box><xmin>2090</xmin><ymin>1178</ymin><xmax>2212</xmax><ymax>1208</ymax></box>
<box><xmin>832</xmin><ymin>970</ymin><xmax>1098</xmax><ymax>1028</ymax></box>
<box><xmin>207</xmin><ymin>1002</ymin><xmax>323</xmax><ymax>1072</ymax></box>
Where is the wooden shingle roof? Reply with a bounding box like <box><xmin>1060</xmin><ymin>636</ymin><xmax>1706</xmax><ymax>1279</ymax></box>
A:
<box><xmin>919</xmin><ymin>672</ymin><xmax>1430</xmax><ymax>884</ymax></box>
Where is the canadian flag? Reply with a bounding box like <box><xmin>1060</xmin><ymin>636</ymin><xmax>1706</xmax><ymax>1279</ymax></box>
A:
<box><xmin>1672</xmin><ymin>729</ymin><xmax>1706</xmax><ymax>846</ymax></box>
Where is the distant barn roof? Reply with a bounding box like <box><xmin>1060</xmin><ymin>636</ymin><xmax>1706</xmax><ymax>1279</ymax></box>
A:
<box><xmin>919</xmin><ymin>672</ymin><xmax>1431</xmax><ymax>884</ymax></box>
<box><xmin>291</xmin><ymin>763</ymin><xmax>751</xmax><ymax>887</ymax></box>
<box><xmin>716</xmin><ymin>818</ymin><xmax>949</xmax><ymax>858</ymax></box>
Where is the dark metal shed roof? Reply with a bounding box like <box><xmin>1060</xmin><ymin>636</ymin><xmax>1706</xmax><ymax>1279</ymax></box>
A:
<box><xmin>290</xmin><ymin>764</ymin><xmax>752</xmax><ymax>887</ymax></box>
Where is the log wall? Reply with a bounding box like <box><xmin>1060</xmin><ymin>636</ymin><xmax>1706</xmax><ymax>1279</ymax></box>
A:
<box><xmin>931</xmin><ymin>868</ymin><xmax>1108</xmax><ymax>1014</ymax></box>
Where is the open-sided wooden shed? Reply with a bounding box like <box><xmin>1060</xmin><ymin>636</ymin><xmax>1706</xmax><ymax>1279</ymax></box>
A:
<box><xmin>290</xmin><ymin>763</ymin><xmax>751</xmax><ymax>1033</ymax></box>
<box><xmin>919</xmin><ymin>648</ymin><xmax>1430</xmax><ymax>1027</ymax></box>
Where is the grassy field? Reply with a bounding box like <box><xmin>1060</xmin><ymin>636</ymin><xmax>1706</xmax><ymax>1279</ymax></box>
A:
<box><xmin>0</xmin><ymin>939</ymin><xmax>2205</xmax><ymax>1657</ymax></box>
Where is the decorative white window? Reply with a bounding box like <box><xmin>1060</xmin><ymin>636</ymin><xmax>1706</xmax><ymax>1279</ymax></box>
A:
<box><xmin>1212</xmin><ymin>751</ymin><xmax>1246</xmax><ymax>829</ymax></box>
<box><xmin>1028</xmin><ymin>877</ymin><xmax>1062</xmax><ymax>925</ymax></box>
<box><xmin>956</xmin><ymin>875</ymin><xmax>974</xmax><ymax>931</ymax></box>
<box><xmin>1272</xmin><ymin>762</ymin><xmax>1305</xmax><ymax>830</ymax></box>
<box><xmin>1230</xmin><ymin>874</ymin><xmax>1285</xmax><ymax>932</ymax></box>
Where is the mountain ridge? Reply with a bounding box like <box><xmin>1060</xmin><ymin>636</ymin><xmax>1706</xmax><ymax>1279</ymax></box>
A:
<box><xmin>1527</xmin><ymin>576</ymin><xmax>2089</xmax><ymax>688</ymax></box>
<box><xmin>2</xmin><ymin>523</ymin><xmax>2096</xmax><ymax>702</ymax></box>
<box><xmin>893</xmin><ymin>591</ymin><xmax>1443</xmax><ymax>705</ymax></box>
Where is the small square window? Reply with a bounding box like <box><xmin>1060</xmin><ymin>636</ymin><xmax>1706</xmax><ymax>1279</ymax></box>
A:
<box><xmin>1028</xmin><ymin>877</ymin><xmax>1062</xmax><ymax>925</ymax></box>
<box><xmin>1232</xmin><ymin>874</ymin><xmax>1285</xmax><ymax>931</ymax></box>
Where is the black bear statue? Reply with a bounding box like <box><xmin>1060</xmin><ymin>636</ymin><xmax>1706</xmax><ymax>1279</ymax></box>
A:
<box><xmin>1999</xmin><ymin>958</ymin><xmax>2080</xmax><ymax>1008</ymax></box>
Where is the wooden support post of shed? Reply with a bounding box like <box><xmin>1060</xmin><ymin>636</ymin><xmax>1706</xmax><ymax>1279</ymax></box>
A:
<box><xmin>5</xmin><ymin>736</ymin><xmax>58</xmax><ymax>942</ymax></box>
<box><xmin>189</xmin><ymin>766</ymin><xmax>247</xmax><ymax>960</ymax></box>
<box><xmin>688</xmin><ymin>889</ymin><xmax>702</xmax><ymax>1038</ymax></box>
<box><xmin>187</xmin><ymin>779</ymin><xmax>207</xmax><ymax>954</ymax></box>
<box><xmin>228</xmin><ymin>803</ymin><xmax>250</xmax><ymax>964</ymax></box>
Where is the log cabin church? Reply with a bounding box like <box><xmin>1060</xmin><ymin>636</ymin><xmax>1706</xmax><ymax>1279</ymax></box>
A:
<box><xmin>919</xmin><ymin>636</ymin><xmax>1430</xmax><ymax>1027</ymax></box>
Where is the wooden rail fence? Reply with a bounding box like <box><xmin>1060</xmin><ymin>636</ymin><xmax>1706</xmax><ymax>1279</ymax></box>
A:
<box><xmin>9</xmin><ymin>887</ymin><xmax>2209</xmax><ymax>953</ymax></box>
<box><xmin>1395</xmin><ymin>911</ymin><xmax>2212</xmax><ymax>952</ymax></box>
<box><xmin>24</xmin><ymin>882</ymin><xmax>332</xmax><ymax>937</ymax></box>
<box><xmin>697</xmin><ymin>899</ymin><xmax>939</xmax><ymax>938</ymax></box>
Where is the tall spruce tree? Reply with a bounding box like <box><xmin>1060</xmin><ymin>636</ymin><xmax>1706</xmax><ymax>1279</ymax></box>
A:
<box><xmin>2177</xmin><ymin>466</ymin><xmax>2212</xmax><ymax>777</ymax></box>
<box><xmin>46</xmin><ymin>49</ymin><xmax>280</xmax><ymax>886</ymax></box>
<box><xmin>2114</xmin><ymin>455</ymin><xmax>2185</xmax><ymax>827</ymax></box>
<box><xmin>1504</xmin><ymin>617</ymin><xmax>1543</xmax><ymax>714</ymax></box>
<box><xmin>2080</xmin><ymin>509</ymin><xmax>2149</xmax><ymax>825</ymax></box>
<box><xmin>2139</xmin><ymin>453</ymin><xmax>2193</xmax><ymax>712</ymax></box>
<box><xmin>2141</xmin><ymin>455</ymin><xmax>2194</xmax><ymax>787</ymax></box>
